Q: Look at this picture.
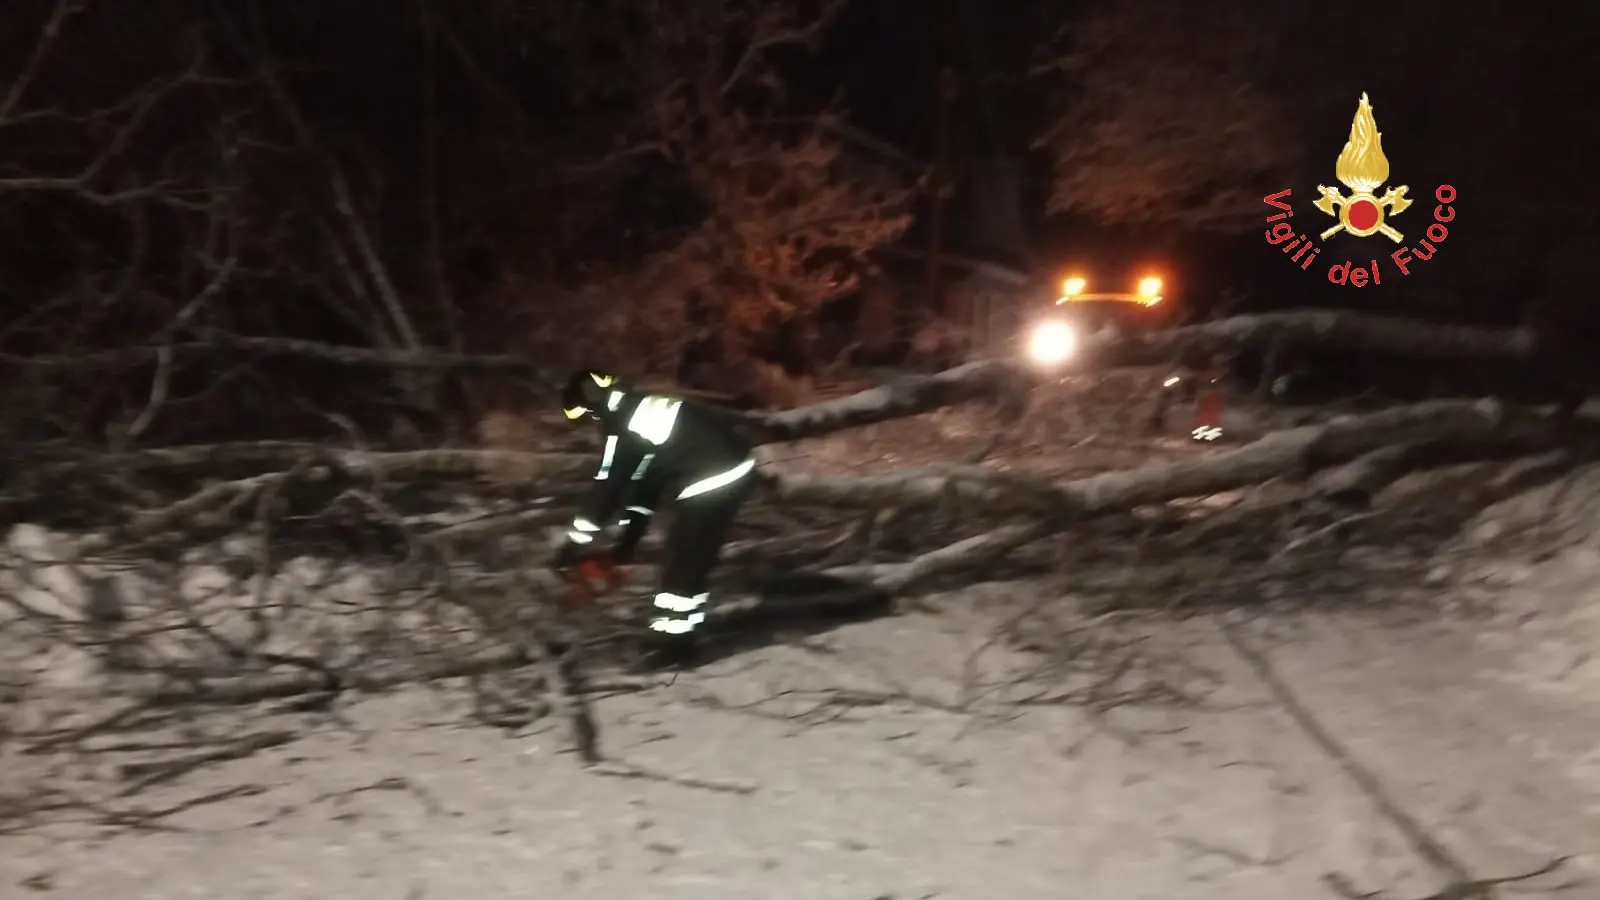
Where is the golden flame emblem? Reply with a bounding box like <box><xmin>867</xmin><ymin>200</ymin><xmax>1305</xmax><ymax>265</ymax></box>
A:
<box><xmin>1312</xmin><ymin>93</ymin><xmax>1412</xmax><ymax>242</ymax></box>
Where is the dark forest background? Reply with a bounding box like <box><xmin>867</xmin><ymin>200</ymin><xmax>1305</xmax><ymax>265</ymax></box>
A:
<box><xmin>3</xmin><ymin>0</ymin><xmax>1597</xmax><ymax>447</ymax></box>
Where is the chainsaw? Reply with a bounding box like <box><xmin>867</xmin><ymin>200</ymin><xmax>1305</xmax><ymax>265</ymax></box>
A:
<box><xmin>558</xmin><ymin>553</ymin><xmax>625</xmax><ymax>608</ymax></box>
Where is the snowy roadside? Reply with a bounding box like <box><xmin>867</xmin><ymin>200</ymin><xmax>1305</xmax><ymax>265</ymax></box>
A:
<box><xmin>4</xmin><ymin>584</ymin><xmax>1594</xmax><ymax>900</ymax></box>
<box><xmin>4</xmin><ymin>401</ymin><xmax>1599</xmax><ymax>899</ymax></box>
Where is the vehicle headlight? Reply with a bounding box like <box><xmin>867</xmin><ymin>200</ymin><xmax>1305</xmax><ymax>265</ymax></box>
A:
<box><xmin>1026</xmin><ymin>319</ymin><xmax>1076</xmax><ymax>366</ymax></box>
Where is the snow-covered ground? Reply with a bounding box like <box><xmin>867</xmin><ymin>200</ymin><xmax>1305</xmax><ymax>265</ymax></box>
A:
<box><xmin>4</xmin><ymin>586</ymin><xmax>1595</xmax><ymax>899</ymax></box>
<box><xmin>5</xmin><ymin>397</ymin><xmax>1600</xmax><ymax>899</ymax></box>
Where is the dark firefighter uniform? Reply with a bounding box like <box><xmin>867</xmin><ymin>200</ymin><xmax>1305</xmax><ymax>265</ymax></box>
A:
<box><xmin>1150</xmin><ymin>351</ymin><xmax>1226</xmax><ymax>442</ymax></box>
<box><xmin>555</xmin><ymin>369</ymin><xmax>757</xmax><ymax>642</ymax></box>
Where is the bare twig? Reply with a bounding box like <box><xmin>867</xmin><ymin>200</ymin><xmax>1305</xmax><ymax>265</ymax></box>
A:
<box><xmin>115</xmin><ymin>730</ymin><xmax>297</xmax><ymax>795</ymax></box>
<box><xmin>0</xmin><ymin>0</ymin><xmax>85</xmax><ymax>123</ymax></box>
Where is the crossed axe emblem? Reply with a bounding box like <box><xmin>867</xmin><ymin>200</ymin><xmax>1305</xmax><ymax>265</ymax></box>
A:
<box><xmin>1312</xmin><ymin>184</ymin><xmax>1413</xmax><ymax>243</ymax></box>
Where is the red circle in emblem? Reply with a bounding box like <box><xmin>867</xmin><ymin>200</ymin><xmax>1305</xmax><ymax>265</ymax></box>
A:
<box><xmin>1346</xmin><ymin>198</ymin><xmax>1379</xmax><ymax>231</ymax></box>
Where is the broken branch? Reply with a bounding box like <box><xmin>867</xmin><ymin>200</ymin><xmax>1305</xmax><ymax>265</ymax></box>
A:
<box><xmin>769</xmin><ymin>399</ymin><xmax>1563</xmax><ymax>520</ymax></box>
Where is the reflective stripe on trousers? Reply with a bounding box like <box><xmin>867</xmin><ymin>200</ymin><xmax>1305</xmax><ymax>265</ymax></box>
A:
<box><xmin>649</xmin><ymin>612</ymin><xmax>705</xmax><ymax>634</ymax></box>
<box><xmin>650</xmin><ymin>591</ymin><xmax>708</xmax><ymax>634</ymax></box>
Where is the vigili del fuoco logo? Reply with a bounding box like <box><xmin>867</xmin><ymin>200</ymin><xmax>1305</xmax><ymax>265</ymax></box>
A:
<box><xmin>1263</xmin><ymin>93</ymin><xmax>1456</xmax><ymax>287</ymax></box>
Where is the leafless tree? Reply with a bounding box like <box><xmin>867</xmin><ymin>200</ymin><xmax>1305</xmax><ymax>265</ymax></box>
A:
<box><xmin>526</xmin><ymin>0</ymin><xmax>915</xmax><ymax>374</ymax></box>
<box><xmin>1032</xmin><ymin>0</ymin><xmax>1305</xmax><ymax>233</ymax></box>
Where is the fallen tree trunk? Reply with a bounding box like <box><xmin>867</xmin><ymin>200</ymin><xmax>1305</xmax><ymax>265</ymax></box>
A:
<box><xmin>5</xmin><ymin>310</ymin><xmax>1538</xmax><ymax>380</ymax></box>
<box><xmin>758</xmin><ymin>399</ymin><xmax>1594</xmax><ymax>601</ymax></box>
<box><xmin>50</xmin><ymin>401</ymin><xmax>1583</xmax><ymax>707</ymax></box>
<box><xmin>823</xmin><ymin>521</ymin><xmax>1056</xmax><ymax>593</ymax></box>
<box><xmin>74</xmin><ymin>398</ymin><xmax>1543</xmax><ymax>577</ymax></box>
<box><xmin>740</xmin><ymin>310</ymin><xmax>1544</xmax><ymax>443</ymax></box>
<box><xmin>3</xmin><ymin>333</ymin><xmax>554</xmax><ymax>375</ymax></box>
<box><xmin>5</xmin><ymin>315</ymin><xmax>1576</xmax><ymax>720</ymax></box>
<box><xmin>15</xmin><ymin>402</ymin><xmax>1573</xmax><ymax>598</ymax></box>
<box><xmin>1079</xmin><ymin>309</ymin><xmax>1540</xmax><ymax>367</ymax></box>
<box><xmin>3</xmin><ymin>443</ymin><xmax>595</xmax><ymax>530</ymax></box>
<box><xmin>19</xmin><ymin>442</ymin><xmax>591</xmax><ymax>482</ymax></box>
<box><xmin>766</xmin><ymin>399</ymin><xmax>1563</xmax><ymax>518</ymax></box>
<box><xmin>1307</xmin><ymin>444</ymin><xmax>1432</xmax><ymax>506</ymax></box>
<box><xmin>5</xmin><ymin>311</ymin><xmax>1552</xmax><ymax>457</ymax></box>
<box><xmin>1306</xmin><ymin>428</ymin><xmax>1565</xmax><ymax>507</ymax></box>
<box><xmin>743</xmin><ymin>359</ymin><xmax>1032</xmax><ymax>444</ymax></box>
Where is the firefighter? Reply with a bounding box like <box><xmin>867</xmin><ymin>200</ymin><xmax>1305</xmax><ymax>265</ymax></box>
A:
<box><xmin>1191</xmin><ymin>363</ymin><xmax>1225</xmax><ymax>442</ymax></box>
<box><xmin>1149</xmin><ymin>350</ymin><xmax>1226</xmax><ymax>441</ymax></box>
<box><xmin>552</xmin><ymin>368</ymin><xmax>758</xmax><ymax>667</ymax></box>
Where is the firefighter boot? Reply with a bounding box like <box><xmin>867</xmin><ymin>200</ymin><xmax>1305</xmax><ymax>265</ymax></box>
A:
<box><xmin>631</xmin><ymin>588</ymin><xmax>709</xmax><ymax>671</ymax></box>
<box><xmin>632</xmin><ymin>630</ymin><xmax>701</xmax><ymax>672</ymax></box>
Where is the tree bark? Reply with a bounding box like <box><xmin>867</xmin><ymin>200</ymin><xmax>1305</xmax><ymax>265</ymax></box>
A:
<box><xmin>743</xmin><ymin>309</ymin><xmax>1545</xmax><ymax>443</ymax></box>
<box><xmin>744</xmin><ymin>359</ymin><xmax>1032</xmax><ymax>443</ymax></box>
<box><xmin>21</xmin><ymin>442</ymin><xmax>590</xmax><ymax>482</ymax></box>
<box><xmin>765</xmin><ymin>399</ymin><xmax>1562</xmax><ymax>518</ymax></box>
<box><xmin>1080</xmin><ymin>310</ymin><xmax>1538</xmax><ymax>368</ymax></box>
<box><xmin>747</xmin><ymin>400</ymin><xmax>1584</xmax><ymax>611</ymax></box>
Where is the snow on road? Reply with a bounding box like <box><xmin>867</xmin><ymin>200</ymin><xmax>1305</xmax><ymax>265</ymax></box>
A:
<box><xmin>5</xmin><ymin>578</ymin><xmax>1596</xmax><ymax>899</ymax></box>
